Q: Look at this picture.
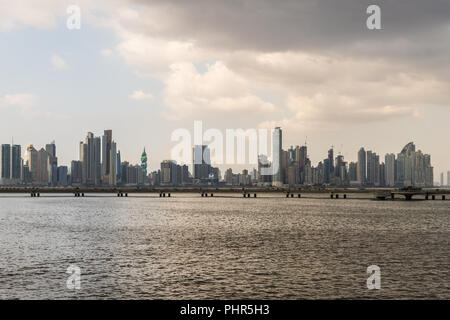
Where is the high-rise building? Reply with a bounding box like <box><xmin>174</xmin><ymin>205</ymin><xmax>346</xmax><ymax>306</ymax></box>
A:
<box><xmin>193</xmin><ymin>145</ymin><xmax>212</xmax><ymax>181</ymax></box>
<box><xmin>109</xmin><ymin>141</ymin><xmax>117</xmax><ymax>186</ymax></box>
<box><xmin>26</xmin><ymin>145</ymin><xmax>38</xmax><ymax>184</ymax></box>
<box><xmin>161</xmin><ymin>160</ymin><xmax>180</xmax><ymax>186</ymax></box>
<box><xmin>116</xmin><ymin>150</ymin><xmax>121</xmax><ymax>183</ymax></box>
<box><xmin>366</xmin><ymin>151</ymin><xmax>380</xmax><ymax>186</ymax></box>
<box><xmin>385</xmin><ymin>153</ymin><xmax>396</xmax><ymax>187</ymax></box>
<box><xmin>441</xmin><ymin>172</ymin><xmax>445</xmax><ymax>187</ymax></box>
<box><xmin>36</xmin><ymin>148</ymin><xmax>49</xmax><ymax>185</ymax></box>
<box><xmin>272</xmin><ymin>127</ymin><xmax>282</xmax><ymax>186</ymax></box>
<box><xmin>0</xmin><ymin>144</ymin><xmax>11</xmax><ymax>185</ymax></box>
<box><xmin>323</xmin><ymin>158</ymin><xmax>331</xmax><ymax>184</ymax></box>
<box><xmin>70</xmin><ymin>160</ymin><xmax>83</xmax><ymax>185</ymax></box>
<box><xmin>102</xmin><ymin>130</ymin><xmax>113</xmax><ymax>184</ymax></box>
<box><xmin>349</xmin><ymin>162</ymin><xmax>358</xmax><ymax>183</ymax></box>
<box><xmin>141</xmin><ymin>148</ymin><xmax>148</xmax><ymax>176</ymax></box>
<box><xmin>10</xmin><ymin>145</ymin><xmax>21</xmax><ymax>183</ymax></box>
<box><xmin>57</xmin><ymin>166</ymin><xmax>68</xmax><ymax>186</ymax></box>
<box><xmin>328</xmin><ymin>148</ymin><xmax>334</xmax><ymax>176</ymax></box>
<box><xmin>357</xmin><ymin>147</ymin><xmax>366</xmax><ymax>185</ymax></box>
<box><xmin>46</xmin><ymin>141</ymin><xmax>57</xmax><ymax>186</ymax></box>
<box><xmin>447</xmin><ymin>171</ymin><xmax>450</xmax><ymax>187</ymax></box>
<box><xmin>396</xmin><ymin>153</ymin><xmax>405</xmax><ymax>185</ymax></box>
<box><xmin>80</xmin><ymin>132</ymin><xmax>101</xmax><ymax>186</ymax></box>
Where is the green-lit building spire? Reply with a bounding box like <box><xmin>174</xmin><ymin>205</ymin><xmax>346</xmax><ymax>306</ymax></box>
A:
<box><xmin>141</xmin><ymin>147</ymin><xmax>148</xmax><ymax>175</ymax></box>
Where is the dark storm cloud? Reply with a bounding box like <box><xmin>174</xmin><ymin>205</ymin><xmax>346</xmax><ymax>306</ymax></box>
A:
<box><xmin>130</xmin><ymin>0</ymin><xmax>450</xmax><ymax>55</ymax></box>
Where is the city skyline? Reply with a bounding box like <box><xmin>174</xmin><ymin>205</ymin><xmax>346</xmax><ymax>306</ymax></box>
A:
<box><xmin>0</xmin><ymin>127</ymin><xmax>447</xmax><ymax>187</ymax></box>
<box><xmin>1</xmin><ymin>1</ymin><xmax>450</xmax><ymax>179</ymax></box>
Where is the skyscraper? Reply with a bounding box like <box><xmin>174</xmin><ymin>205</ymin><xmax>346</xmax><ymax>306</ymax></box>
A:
<box><xmin>57</xmin><ymin>166</ymin><xmax>68</xmax><ymax>186</ymax></box>
<box><xmin>357</xmin><ymin>147</ymin><xmax>366</xmax><ymax>185</ymax></box>
<box><xmin>70</xmin><ymin>160</ymin><xmax>83</xmax><ymax>185</ymax></box>
<box><xmin>109</xmin><ymin>141</ymin><xmax>117</xmax><ymax>186</ymax></box>
<box><xmin>80</xmin><ymin>132</ymin><xmax>101</xmax><ymax>186</ymax></box>
<box><xmin>26</xmin><ymin>145</ymin><xmax>38</xmax><ymax>184</ymax></box>
<box><xmin>46</xmin><ymin>141</ymin><xmax>57</xmax><ymax>187</ymax></box>
<box><xmin>349</xmin><ymin>162</ymin><xmax>357</xmax><ymax>183</ymax></box>
<box><xmin>0</xmin><ymin>144</ymin><xmax>11</xmax><ymax>185</ymax></box>
<box><xmin>116</xmin><ymin>150</ymin><xmax>121</xmax><ymax>183</ymax></box>
<box><xmin>441</xmin><ymin>172</ymin><xmax>445</xmax><ymax>187</ymax></box>
<box><xmin>193</xmin><ymin>145</ymin><xmax>211</xmax><ymax>181</ymax></box>
<box><xmin>10</xmin><ymin>144</ymin><xmax>21</xmax><ymax>183</ymax></box>
<box><xmin>141</xmin><ymin>148</ymin><xmax>148</xmax><ymax>176</ymax></box>
<box><xmin>272</xmin><ymin>127</ymin><xmax>282</xmax><ymax>186</ymax></box>
<box><xmin>366</xmin><ymin>151</ymin><xmax>380</xmax><ymax>186</ymax></box>
<box><xmin>385</xmin><ymin>153</ymin><xmax>396</xmax><ymax>187</ymax></box>
<box><xmin>447</xmin><ymin>171</ymin><xmax>450</xmax><ymax>187</ymax></box>
<box><xmin>102</xmin><ymin>130</ymin><xmax>113</xmax><ymax>183</ymax></box>
<box><xmin>37</xmin><ymin>148</ymin><xmax>49</xmax><ymax>185</ymax></box>
<box><xmin>328</xmin><ymin>148</ymin><xmax>334</xmax><ymax>176</ymax></box>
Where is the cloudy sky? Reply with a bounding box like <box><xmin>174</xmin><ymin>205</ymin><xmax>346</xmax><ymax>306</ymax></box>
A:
<box><xmin>1</xmin><ymin>0</ymin><xmax>449</xmax><ymax>177</ymax></box>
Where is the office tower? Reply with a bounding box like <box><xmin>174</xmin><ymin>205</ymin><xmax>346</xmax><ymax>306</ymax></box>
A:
<box><xmin>423</xmin><ymin>154</ymin><xmax>433</xmax><ymax>187</ymax></box>
<box><xmin>286</xmin><ymin>163</ymin><xmax>299</xmax><ymax>186</ymax></box>
<box><xmin>328</xmin><ymin>148</ymin><xmax>334</xmax><ymax>176</ymax></box>
<box><xmin>281</xmin><ymin>149</ymin><xmax>288</xmax><ymax>184</ymax></box>
<box><xmin>272</xmin><ymin>127</ymin><xmax>282</xmax><ymax>186</ymax></box>
<box><xmin>46</xmin><ymin>141</ymin><xmax>57</xmax><ymax>186</ymax></box>
<box><xmin>45</xmin><ymin>142</ymin><xmax>56</xmax><ymax>158</ymax></box>
<box><xmin>441</xmin><ymin>173</ymin><xmax>445</xmax><ymax>187</ymax></box>
<box><xmin>357</xmin><ymin>148</ymin><xmax>366</xmax><ymax>185</ymax></box>
<box><xmin>36</xmin><ymin>148</ymin><xmax>49</xmax><ymax>185</ymax></box>
<box><xmin>161</xmin><ymin>160</ymin><xmax>180</xmax><ymax>186</ymax></box>
<box><xmin>304</xmin><ymin>161</ymin><xmax>313</xmax><ymax>185</ymax></box>
<box><xmin>447</xmin><ymin>171</ymin><xmax>450</xmax><ymax>187</ymax></box>
<box><xmin>379</xmin><ymin>163</ymin><xmax>386</xmax><ymax>187</ymax></box>
<box><xmin>366</xmin><ymin>151</ymin><xmax>380</xmax><ymax>186</ymax></box>
<box><xmin>0</xmin><ymin>144</ymin><xmax>11</xmax><ymax>185</ymax></box>
<box><xmin>299</xmin><ymin>146</ymin><xmax>307</xmax><ymax>168</ymax></box>
<box><xmin>396</xmin><ymin>153</ymin><xmax>405</xmax><ymax>185</ymax></box>
<box><xmin>57</xmin><ymin>166</ymin><xmax>68</xmax><ymax>186</ymax></box>
<box><xmin>80</xmin><ymin>132</ymin><xmax>101</xmax><ymax>186</ymax></box>
<box><xmin>193</xmin><ymin>145</ymin><xmax>211</xmax><ymax>181</ymax></box>
<box><xmin>224</xmin><ymin>168</ymin><xmax>233</xmax><ymax>185</ymax></box>
<box><xmin>116</xmin><ymin>150</ymin><xmax>121</xmax><ymax>183</ymax></box>
<box><xmin>79</xmin><ymin>141</ymin><xmax>87</xmax><ymax>184</ymax></box>
<box><xmin>141</xmin><ymin>148</ymin><xmax>148</xmax><ymax>176</ymax></box>
<box><xmin>26</xmin><ymin>145</ymin><xmax>38</xmax><ymax>184</ymax></box>
<box><xmin>70</xmin><ymin>160</ymin><xmax>83</xmax><ymax>185</ymax></box>
<box><xmin>120</xmin><ymin>161</ymin><xmax>129</xmax><ymax>184</ymax></box>
<box><xmin>101</xmin><ymin>130</ymin><xmax>112</xmax><ymax>179</ymax></box>
<box><xmin>334</xmin><ymin>155</ymin><xmax>347</xmax><ymax>186</ymax></box>
<box><xmin>287</xmin><ymin>146</ymin><xmax>295</xmax><ymax>163</ymax></box>
<box><xmin>385</xmin><ymin>153</ymin><xmax>396</xmax><ymax>187</ymax></box>
<box><xmin>109</xmin><ymin>141</ymin><xmax>117</xmax><ymax>186</ymax></box>
<box><xmin>323</xmin><ymin>158</ymin><xmax>331</xmax><ymax>184</ymax></box>
<box><xmin>22</xmin><ymin>164</ymin><xmax>32</xmax><ymax>184</ymax></box>
<box><xmin>10</xmin><ymin>145</ymin><xmax>21</xmax><ymax>183</ymax></box>
<box><xmin>180</xmin><ymin>164</ymin><xmax>190</xmax><ymax>185</ymax></box>
<box><xmin>349</xmin><ymin>162</ymin><xmax>357</xmax><ymax>183</ymax></box>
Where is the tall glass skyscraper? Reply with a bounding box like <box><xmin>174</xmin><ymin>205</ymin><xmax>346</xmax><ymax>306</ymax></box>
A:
<box><xmin>272</xmin><ymin>127</ymin><xmax>282</xmax><ymax>186</ymax></box>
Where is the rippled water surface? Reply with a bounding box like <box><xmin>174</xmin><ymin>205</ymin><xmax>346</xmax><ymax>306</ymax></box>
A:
<box><xmin>0</xmin><ymin>194</ymin><xmax>449</xmax><ymax>299</ymax></box>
